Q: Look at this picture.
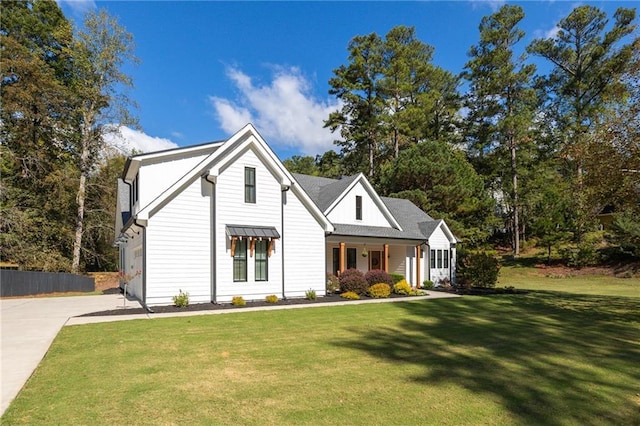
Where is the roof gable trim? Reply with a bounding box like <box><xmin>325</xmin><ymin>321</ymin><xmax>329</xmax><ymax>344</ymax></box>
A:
<box><xmin>324</xmin><ymin>173</ymin><xmax>402</xmax><ymax>231</ymax></box>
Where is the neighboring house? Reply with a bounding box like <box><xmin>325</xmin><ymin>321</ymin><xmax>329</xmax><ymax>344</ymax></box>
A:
<box><xmin>115</xmin><ymin>124</ymin><xmax>458</xmax><ymax>307</ymax></box>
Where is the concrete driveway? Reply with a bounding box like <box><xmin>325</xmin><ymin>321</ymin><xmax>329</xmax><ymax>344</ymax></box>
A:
<box><xmin>0</xmin><ymin>293</ymin><xmax>135</xmax><ymax>415</ymax></box>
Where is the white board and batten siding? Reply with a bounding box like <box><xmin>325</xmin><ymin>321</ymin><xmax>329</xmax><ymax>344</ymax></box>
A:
<box><xmin>145</xmin><ymin>178</ymin><xmax>211</xmax><ymax>305</ymax></box>
<box><xmin>428</xmin><ymin>224</ymin><xmax>452</xmax><ymax>285</ymax></box>
<box><xmin>136</xmin><ymin>153</ymin><xmax>210</xmax><ymax>215</ymax></box>
<box><xmin>283</xmin><ymin>187</ymin><xmax>326</xmax><ymax>298</ymax></box>
<box><xmin>327</xmin><ymin>181</ymin><xmax>394</xmax><ymax>228</ymax></box>
<box><xmin>215</xmin><ymin>148</ymin><xmax>283</xmax><ymax>302</ymax></box>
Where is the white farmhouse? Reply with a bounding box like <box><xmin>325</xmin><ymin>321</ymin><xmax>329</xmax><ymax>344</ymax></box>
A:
<box><xmin>115</xmin><ymin>124</ymin><xmax>457</xmax><ymax>307</ymax></box>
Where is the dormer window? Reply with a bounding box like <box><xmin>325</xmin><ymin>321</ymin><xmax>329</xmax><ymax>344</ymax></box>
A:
<box><xmin>245</xmin><ymin>167</ymin><xmax>256</xmax><ymax>203</ymax></box>
<box><xmin>355</xmin><ymin>195</ymin><xmax>362</xmax><ymax>220</ymax></box>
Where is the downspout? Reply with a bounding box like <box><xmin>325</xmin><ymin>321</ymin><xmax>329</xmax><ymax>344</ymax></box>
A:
<box><xmin>204</xmin><ymin>174</ymin><xmax>217</xmax><ymax>303</ymax></box>
<box><xmin>281</xmin><ymin>185</ymin><xmax>290</xmax><ymax>299</ymax></box>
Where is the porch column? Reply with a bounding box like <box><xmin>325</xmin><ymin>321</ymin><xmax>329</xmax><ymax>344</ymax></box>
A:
<box><xmin>416</xmin><ymin>245</ymin><xmax>421</xmax><ymax>288</ymax></box>
<box><xmin>383</xmin><ymin>244</ymin><xmax>389</xmax><ymax>272</ymax></box>
<box><xmin>339</xmin><ymin>242</ymin><xmax>346</xmax><ymax>274</ymax></box>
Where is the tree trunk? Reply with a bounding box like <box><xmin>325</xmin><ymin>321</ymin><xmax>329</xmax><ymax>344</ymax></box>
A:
<box><xmin>72</xmin><ymin>171</ymin><xmax>86</xmax><ymax>273</ymax></box>
<box><xmin>511</xmin><ymin>139</ymin><xmax>519</xmax><ymax>257</ymax></box>
<box><xmin>72</xmin><ymin>120</ymin><xmax>92</xmax><ymax>273</ymax></box>
<box><xmin>368</xmin><ymin>140</ymin><xmax>374</xmax><ymax>178</ymax></box>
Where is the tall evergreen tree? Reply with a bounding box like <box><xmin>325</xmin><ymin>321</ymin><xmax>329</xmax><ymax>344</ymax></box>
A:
<box><xmin>326</xmin><ymin>33</ymin><xmax>385</xmax><ymax>178</ymax></box>
<box><xmin>379</xmin><ymin>26</ymin><xmax>435</xmax><ymax>158</ymax></box>
<box><xmin>326</xmin><ymin>26</ymin><xmax>459</xmax><ymax>180</ymax></box>
<box><xmin>528</xmin><ymin>5</ymin><xmax>638</xmax><ymax>239</ymax></box>
<box><xmin>463</xmin><ymin>4</ymin><xmax>537</xmax><ymax>256</ymax></box>
<box><xmin>378</xmin><ymin>141</ymin><xmax>494</xmax><ymax>245</ymax></box>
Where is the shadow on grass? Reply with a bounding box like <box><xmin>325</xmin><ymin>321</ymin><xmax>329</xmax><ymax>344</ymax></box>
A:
<box><xmin>333</xmin><ymin>291</ymin><xmax>640</xmax><ymax>425</ymax></box>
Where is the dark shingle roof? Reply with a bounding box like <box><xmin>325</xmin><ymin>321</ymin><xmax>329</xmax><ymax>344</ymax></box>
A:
<box><xmin>292</xmin><ymin>173</ymin><xmax>447</xmax><ymax>241</ymax></box>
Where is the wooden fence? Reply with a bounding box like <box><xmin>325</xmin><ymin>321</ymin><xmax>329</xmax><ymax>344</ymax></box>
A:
<box><xmin>0</xmin><ymin>270</ymin><xmax>95</xmax><ymax>297</ymax></box>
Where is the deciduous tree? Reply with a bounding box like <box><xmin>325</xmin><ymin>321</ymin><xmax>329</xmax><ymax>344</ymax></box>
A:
<box><xmin>70</xmin><ymin>9</ymin><xmax>139</xmax><ymax>272</ymax></box>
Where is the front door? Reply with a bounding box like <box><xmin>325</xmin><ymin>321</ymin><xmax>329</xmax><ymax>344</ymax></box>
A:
<box><xmin>369</xmin><ymin>250</ymin><xmax>382</xmax><ymax>270</ymax></box>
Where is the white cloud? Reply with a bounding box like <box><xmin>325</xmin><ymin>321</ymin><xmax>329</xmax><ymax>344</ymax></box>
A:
<box><xmin>105</xmin><ymin>126</ymin><xmax>179</xmax><ymax>155</ymax></box>
<box><xmin>56</xmin><ymin>0</ymin><xmax>96</xmax><ymax>15</ymax></box>
<box><xmin>209</xmin><ymin>66</ymin><xmax>341</xmax><ymax>155</ymax></box>
<box><xmin>534</xmin><ymin>25</ymin><xmax>560</xmax><ymax>39</ymax></box>
<box><xmin>469</xmin><ymin>0</ymin><xmax>506</xmax><ymax>12</ymax></box>
<box><xmin>170</xmin><ymin>131</ymin><xmax>185</xmax><ymax>140</ymax></box>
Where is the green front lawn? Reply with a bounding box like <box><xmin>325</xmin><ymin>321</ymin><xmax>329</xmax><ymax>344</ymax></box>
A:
<box><xmin>3</xmin><ymin>279</ymin><xmax>639</xmax><ymax>425</ymax></box>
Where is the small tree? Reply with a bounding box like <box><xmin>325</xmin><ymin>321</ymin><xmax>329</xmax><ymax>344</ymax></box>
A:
<box><xmin>457</xmin><ymin>252</ymin><xmax>500</xmax><ymax>289</ymax></box>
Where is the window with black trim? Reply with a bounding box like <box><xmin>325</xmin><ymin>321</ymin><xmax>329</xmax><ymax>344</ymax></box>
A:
<box><xmin>233</xmin><ymin>239</ymin><xmax>247</xmax><ymax>281</ymax></box>
<box><xmin>355</xmin><ymin>195</ymin><xmax>362</xmax><ymax>220</ymax></box>
<box><xmin>332</xmin><ymin>247</ymin><xmax>340</xmax><ymax>276</ymax></box>
<box><xmin>255</xmin><ymin>240</ymin><xmax>268</xmax><ymax>281</ymax></box>
<box><xmin>430</xmin><ymin>250</ymin><xmax>436</xmax><ymax>269</ymax></box>
<box><xmin>245</xmin><ymin>167</ymin><xmax>256</xmax><ymax>203</ymax></box>
<box><xmin>347</xmin><ymin>248</ymin><xmax>357</xmax><ymax>269</ymax></box>
<box><xmin>444</xmin><ymin>250</ymin><xmax>449</xmax><ymax>268</ymax></box>
<box><xmin>437</xmin><ymin>250</ymin><xmax>443</xmax><ymax>268</ymax></box>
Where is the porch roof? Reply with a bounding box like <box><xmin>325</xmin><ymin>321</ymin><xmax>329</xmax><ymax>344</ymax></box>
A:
<box><xmin>226</xmin><ymin>225</ymin><xmax>280</xmax><ymax>239</ymax></box>
<box><xmin>328</xmin><ymin>223</ymin><xmax>425</xmax><ymax>241</ymax></box>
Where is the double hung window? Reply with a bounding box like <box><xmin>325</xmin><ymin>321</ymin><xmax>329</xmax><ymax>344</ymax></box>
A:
<box><xmin>245</xmin><ymin>167</ymin><xmax>256</xmax><ymax>203</ymax></box>
<box><xmin>255</xmin><ymin>240</ymin><xmax>268</xmax><ymax>281</ymax></box>
<box><xmin>233</xmin><ymin>239</ymin><xmax>247</xmax><ymax>281</ymax></box>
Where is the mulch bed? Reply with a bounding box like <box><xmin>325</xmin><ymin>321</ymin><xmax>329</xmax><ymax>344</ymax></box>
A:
<box><xmin>79</xmin><ymin>292</ymin><xmax>419</xmax><ymax>317</ymax></box>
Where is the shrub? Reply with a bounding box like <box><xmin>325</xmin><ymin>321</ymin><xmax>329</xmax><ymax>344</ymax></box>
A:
<box><xmin>265</xmin><ymin>294</ymin><xmax>278</xmax><ymax>304</ymax></box>
<box><xmin>390</xmin><ymin>273</ymin><xmax>405</xmax><ymax>284</ymax></box>
<box><xmin>393</xmin><ymin>279</ymin><xmax>412</xmax><ymax>295</ymax></box>
<box><xmin>607</xmin><ymin>211</ymin><xmax>640</xmax><ymax>259</ymax></box>
<box><xmin>231</xmin><ymin>296</ymin><xmax>246</xmax><ymax>307</ymax></box>
<box><xmin>172</xmin><ymin>289</ymin><xmax>189</xmax><ymax>308</ymax></box>
<box><xmin>305</xmin><ymin>288</ymin><xmax>317</xmax><ymax>300</ymax></box>
<box><xmin>326</xmin><ymin>274</ymin><xmax>340</xmax><ymax>293</ymax></box>
<box><xmin>340</xmin><ymin>291</ymin><xmax>360</xmax><ymax>300</ymax></box>
<box><xmin>364</xmin><ymin>270</ymin><xmax>393</xmax><ymax>286</ymax></box>
<box><xmin>339</xmin><ymin>269</ymin><xmax>368</xmax><ymax>294</ymax></box>
<box><xmin>368</xmin><ymin>283</ymin><xmax>391</xmax><ymax>298</ymax></box>
<box><xmin>457</xmin><ymin>251</ymin><xmax>500</xmax><ymax>289</ymax></box>
<box><xmin>422</xmin><ymin>280</ymin><xmax>434</xmax><ymax>289</ymax></box>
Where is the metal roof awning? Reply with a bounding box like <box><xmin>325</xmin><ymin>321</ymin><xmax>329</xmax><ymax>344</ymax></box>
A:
<box><xmin>225</xmin><ymin>225</ymin><xmax>280</xmax><ymax>239</ymax></box>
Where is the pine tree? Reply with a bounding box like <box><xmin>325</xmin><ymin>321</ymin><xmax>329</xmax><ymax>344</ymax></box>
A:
<box><xmin>463</xmin><ymin>4</ymin><xmax>537</xmax><ymax>256</ymax></box>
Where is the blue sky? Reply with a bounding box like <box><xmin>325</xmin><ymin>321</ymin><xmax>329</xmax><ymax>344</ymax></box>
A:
<box><xmin>57</xmin><ymin>1</ymin><xmax>635</xmax><ymax>160</ymax></box>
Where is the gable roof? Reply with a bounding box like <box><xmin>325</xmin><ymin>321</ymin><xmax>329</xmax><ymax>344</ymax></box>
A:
<box><xmin>293</xmin><ymin>173</ymin><xmax>401</xmax><ymax>230</ymax></box>
<box><xmin>293</xmin><ymin>173</ymin><xmax>458</xmax><ymax>243</ymax></box>
<box><xmin>124</xmin><ymin>124</ymin><xmax>333</xmax><ymax>232</ymax></box>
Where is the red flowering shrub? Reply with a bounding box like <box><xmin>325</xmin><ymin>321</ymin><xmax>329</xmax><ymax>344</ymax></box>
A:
<box><xmin>364</xmin><ymin>270</ymin><xmax>393</xmax><ymax>286</ymax></box>
<box><xmin>339</xmin><ymin>269</ymin><xmax>368</xmax><ymax>294</ymax></box>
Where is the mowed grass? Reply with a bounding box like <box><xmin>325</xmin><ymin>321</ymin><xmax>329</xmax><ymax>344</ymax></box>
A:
<box><xmin>500</xmin><ymin>261</ymin><xmax>640</xmax><ymax>297</ymax></box>
<box><xmin>3</xmin><ymin>278</ymin><xmax>640</xmax><ymax>425</ymax></box>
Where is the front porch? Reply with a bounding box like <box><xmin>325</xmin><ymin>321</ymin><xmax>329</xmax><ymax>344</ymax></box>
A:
<box><xmin>325</xmin><ymin>237</ymin><xmax>428</xmax><ymax>287</ymax></box>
